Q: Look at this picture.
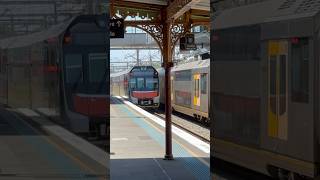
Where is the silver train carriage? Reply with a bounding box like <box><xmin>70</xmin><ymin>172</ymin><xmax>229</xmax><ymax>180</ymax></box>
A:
<box><xmin>111</xmin><ymin>66</ymin><xmax>160</xmax><ymax>108</ymax></box>
<box><xmin>0</xmin><ymin>15</ymin><xmax>109</xmax><ymax>135</ymax></box>
<box><xmin>158</xmin><ymin>58</ymin><xmax>210</xmax><ymax>123</ymax></box>
<box><xmin>212</xmin><ymin>0</ymin><xmax>320</xmax><ymax>179</ymax></box>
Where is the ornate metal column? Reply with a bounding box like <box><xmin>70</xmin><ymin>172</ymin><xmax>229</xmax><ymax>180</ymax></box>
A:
<box><xmin>162</xmin><ymin>9</ymin><xmax>174</xmax><ymax>160</ymax></box>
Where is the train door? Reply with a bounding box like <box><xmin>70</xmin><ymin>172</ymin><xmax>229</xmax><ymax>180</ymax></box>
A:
<box><xmin>63</xmin><ymin>52</ymin><xmax>86</xmax><ymax>113</ymax></box>
<box><xmin>86</xmin><ymin>51</ymin><xmax>108</xmax><ymax>117</ymax></box>
<box><xmin>265</xmin><ymin>37</ymin><xmax>315</xmax><ymax>163</ymax></box>
<box><xmin>267</xmin><ymin>40</ymin><xmax>288</xmax><ymax>140</ymax></box>
<box><xmin>193</xmin><ymin>74</ymin><xmax>200</xmax><ymax>107</ymax></box>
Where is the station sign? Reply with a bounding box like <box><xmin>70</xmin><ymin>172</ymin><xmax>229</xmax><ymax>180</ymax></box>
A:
<box><xmin>110</xmin><ymin>18</ymin><xmax>124</xmax><ymax>38</ymax></box>
<box><xmin>180</xmin><ymin>33</ymin><xmax>197</xmax><ymax>51</ymax></box>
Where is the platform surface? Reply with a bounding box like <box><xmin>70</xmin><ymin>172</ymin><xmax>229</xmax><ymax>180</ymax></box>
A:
<box><xmin>110</xmin><ymin>97</ymin><xmax>210</xmax><ymax>180</ymax></box>
<box><xmin>0</xmin><ymin>107</ymin><xmax>107</xmax><ymax>180</ymax></box>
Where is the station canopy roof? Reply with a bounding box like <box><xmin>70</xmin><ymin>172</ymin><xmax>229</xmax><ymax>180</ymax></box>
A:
<box><xmin>123</xmin><ymin>0</ymin><xmax>209</xmax><ymax>10</ymax></box>
<box><xmin>112</xmin><ymin>0</ymin><xmax>210</xmax><ymax>24</ymax></box>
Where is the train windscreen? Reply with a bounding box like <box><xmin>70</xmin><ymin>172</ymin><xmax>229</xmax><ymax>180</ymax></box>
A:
<box><xmin>129</xmin><ymin>66</ymin><xmax>159</xmax><ymax>92</ymax></box>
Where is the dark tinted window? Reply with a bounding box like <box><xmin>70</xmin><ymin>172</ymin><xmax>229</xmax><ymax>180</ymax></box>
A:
<box><xmin>175</xmin><ymin>90</ymin><xmax>191</xmax><ymax>107</ymax></box>
<box><xmin>65</xmin><ymin>54</ymin><xmax>83</xmax><ymax>83</ymax></box>
<box><xmin>292</xmin><ymin>38</ymin><xmax>309</xmax><ymax>103</ymax></box>
<box><xmin>89</xmin><ymin>53</ymin><xmax>107</xmax><ymax>83</ymax></box>
<box><xmin>201</xmin><ymin>74</ymin><xmax>207</xmax><ymax>94</ymax></box>
<box><xmin>213</xmin><ymin>25</ymin><xmax>260</xmax><ymax>61</ymax></box>
<box><xmin>175</xmin><ymin>70</ymin><xmax>191</xmax><ymax>81</ymax></box>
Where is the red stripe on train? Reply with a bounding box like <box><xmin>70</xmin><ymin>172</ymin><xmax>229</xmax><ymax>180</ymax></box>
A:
<box><xmin>73</xmin><ymin>94</ymin><xmax>109</xmax><ymax>117</ymax></box>
<box><xmin>132</xmin><ymin>91</ymin><xmax>158</xmax><ymax>99</ymax></box>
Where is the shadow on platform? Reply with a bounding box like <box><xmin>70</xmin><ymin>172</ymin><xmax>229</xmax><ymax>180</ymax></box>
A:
<box><xmin>212</xmin><ymin>158</ymin><xmax>271</xmax><ymax>180</ymax></box>
<box><xmin>0</xmin><ymin>107</ymin><xmax>48</xmax><ymax>136</ymax></box>
<box><xmin>110</xmin><ymin>157</ymin><xmax>210</xmax><ymax>180</ymax></box>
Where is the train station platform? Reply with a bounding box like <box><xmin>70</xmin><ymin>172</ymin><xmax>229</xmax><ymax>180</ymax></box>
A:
<box><xmin>0</xmin><ymin>106</ymin><xmax>107</xmax><ymax>180</ymax></box>
<box><xmin>110</xmin><ymin>96</ymin><xmax>210</xmax><ymax>180</ymax></box>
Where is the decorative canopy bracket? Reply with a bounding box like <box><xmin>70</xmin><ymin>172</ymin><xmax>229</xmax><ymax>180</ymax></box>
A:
<box><xmin>110</xmin><ymin>1</ymin><xmax>210</xmax><ymax>56</ymax></box>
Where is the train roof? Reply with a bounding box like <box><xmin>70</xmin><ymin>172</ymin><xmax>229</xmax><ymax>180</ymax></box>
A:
<box><xmin>213</xmin><ymin>0</ymin><xmax>320</xmax><ymax>29</ymax></box>
<box><xmin>172</xmin><ymin>59</ymin><xmax>209</xmax><ymax>72</ymax></box>
<box><xmin>0</xmin><ymin>18</ymin><xmax>75</xmax><ymax>49</ymax></box>
<box><xmin>111</xmin><ymin>66</ymin><xmax>158</xmax><ymax>78</ymax></box>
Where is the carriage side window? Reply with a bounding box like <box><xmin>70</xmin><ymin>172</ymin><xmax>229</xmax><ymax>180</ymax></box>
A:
<box><xmin>175</xmin><ymin>70</ymin><xmax>192</xmax><ymax>81</ymax></box>
<box><xmin>175</xmin><ymin>91</ymin><xmax>191</xmax><ymax>107</ymax></box>
<box><xmin>291</xmin><ymin>38</ymin><xmax>309</xmax><ymax>103</ymax></box>
<box><xmin>213</xmin><ymin>25</ymin><xmax>260</xmax><ymax>61</ymax></box>
<box><xmin>65</xmin><ymin>54</ymin><xmax>83</xmax><ymax>83</ymax></box>
<box><xmin>201</xmin><ymin>74</ymin><xmax>207</xmax><ymax>94</ymax></box>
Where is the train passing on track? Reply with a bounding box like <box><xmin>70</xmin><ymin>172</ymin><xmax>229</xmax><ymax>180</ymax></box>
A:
<box><xmin>111</xmin><ymin>66</ymin><xmax>160</xmax><ymax>108</ymax></box>
<box><xmin>212</xmin><ymin>0</ymin><xmax>320</xmax><ymax>179</ymax></box>
<box><xmin>158</xmin><ymin>58</ymin><xmax>210</xmax><ymax>123</ymax></box>
<box><xmin>0</xmin><ymin>15</ymin><xmax>109</xmax><ymax>135</ymax></box>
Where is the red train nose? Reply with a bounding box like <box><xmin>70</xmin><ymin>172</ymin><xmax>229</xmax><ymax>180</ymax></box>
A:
<box><xmin>73</xmin><ymin>94</ymin><xmax>109</xmax><ymax>117</ymax></box>
<box><xmin>132</xmin><ymin>91</ymin><xmax>158</xmax><ymax>99</ymax></box>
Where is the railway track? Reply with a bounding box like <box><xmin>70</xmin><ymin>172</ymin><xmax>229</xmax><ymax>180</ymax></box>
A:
<box><xmin>146</xmin><ymin>108</ymin><xmax>210</xmax><ymax>143</ymax></box>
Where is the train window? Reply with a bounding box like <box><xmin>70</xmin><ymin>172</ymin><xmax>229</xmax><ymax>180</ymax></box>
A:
<box><xmin>73</xmin><ymin>33</ymin><xmax>107</xmax><ymax>45</ymax></box>
<box><xmin>146</xmin><ymin>78</ymin><xmax>158</xmax><ymax>91</ymax></box>
<box><xmin>130</xmin><ymin>78</ymin><xmax>136</xmax><ymax>89</ymax></box>
<box><xmin>89</xmin><ymin>53</ymin><xmax>107</xmax><ymax>83</ymax></box>
<box><xmin>175</xmin><ymin>70</ymin><xmax>192</xmax><ymax>81</ymax></box>
<box><xmin>175</xmin><ymin>90</ymin><xmax>191</xmax><ymax>107</ymax></box>
<box><xmin>201</xmin><ymin>74</ymin><xmax>207</xmax><ymax>94</ymax></box>
<box><xmin>195</xmin><ymin>78</ymin><xmax>200</xmax><ymax>97</ymax></box>
<box><xmin>137</xmin><ymin>78</ymin><xmax>145</xmax><ymax>90</ymax></box>
<box><xmin>291</xmin><ymin>38</ymin><xmax>309</xmax><ymax>103</ymax></box>
<box><xmin>65</xmin><ymin>54</ymin><xmax>83</xmax><ymax>83</ymax></box>
<box><xmin>213</xmin><ymin>25</ymin><xmax>260</xmax><ymax>61</ymax></box>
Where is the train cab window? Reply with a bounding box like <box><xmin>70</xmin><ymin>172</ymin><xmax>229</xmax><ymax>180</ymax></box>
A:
<box><xmin>201</xmin><ymin>74</ymin><xmax>207</xmax><ymax>94</ymax></box>
<box><xmin>137</xmin><ymin>78</ymin><xmax>145</xmax><ymax>90</ymax></box>
<box><xmin>65</xmin><ymin>54</ymin><xmax>83</xmax><ymax>83</ymax></box>
<box><xmin>146</xmin><ymin>78</ymin><xmax>158</xmax><ymax>91</ymax></box>
<box><xmin>291</xmin><ymin>38</ymin><xmax>309</xmax><ymax>103</ymax></box>
<box><xmin>88</xmin><ymin>53</ymin><xmax>107</xmax><ymax>83</ymax></box>
<box><xmin>130</xmin><ymin>78</ymin><xmax>136</xmax><ymax>89</ymax></box>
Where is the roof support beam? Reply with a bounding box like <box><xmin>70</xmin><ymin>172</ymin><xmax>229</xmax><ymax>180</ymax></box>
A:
<box><xmin>167</xmin><ymin>0</ymin><xmax>210</xmax><ymax>21</ymax></box>
<box><xmin>112</xmin><ymin>0</ymin><xmax>164</xmax><ymax>12</ymax></box>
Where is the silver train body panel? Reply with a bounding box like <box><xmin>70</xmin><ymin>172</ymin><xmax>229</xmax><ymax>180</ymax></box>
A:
<box><xmin>212</xmin><ymin>0</ymin><xmax>320</xmax><ymax>178</ymax></box>
<box><xmin>159</xmin><ymin>59</ymin><xmax>210</xmax><ymax>120</ymax></box>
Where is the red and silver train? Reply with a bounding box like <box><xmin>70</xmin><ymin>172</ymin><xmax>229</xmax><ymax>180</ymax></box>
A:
<box><xmin>0</xmin><ymin>15</ymin><xmax>109</xmax><ymax>136</ymax></box>
<box><xmin>111</xmin><ymin>66</ymin><xmax>160</xmax><ymax>108</ymax></box>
